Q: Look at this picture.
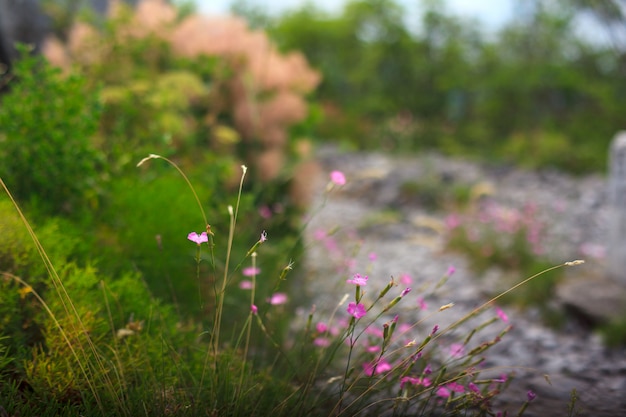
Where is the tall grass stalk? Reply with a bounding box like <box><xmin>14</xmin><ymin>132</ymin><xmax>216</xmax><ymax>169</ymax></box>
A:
<box><xmin>213</xmin><ymin>165</ymin><xmax>247</xmax><ymax>352</ymax></box>
<box><xmin>439</xmin><ymin>260</ymin><xmax>584</xmax><ymax>335</ymax></box>
<box><xmin>237</xmin><ymin>252</ymin><xmax>257</xmax><ymax>393</ymax></box>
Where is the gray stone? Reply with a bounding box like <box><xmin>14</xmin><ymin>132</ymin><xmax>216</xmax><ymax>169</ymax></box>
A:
<box><xmin>305</xmin><ymin>147</ymin><xmax>625</xmax><ymax>415</ymax></box>
<box><xmin>556</xmin><ymin>272</ymin><xmax>626</xmax><ymax>323</ymax></box>
<box><xmin>607</xmin><ymin>131</ymin><xmax>626</xmax><ymax>286</ymax></box>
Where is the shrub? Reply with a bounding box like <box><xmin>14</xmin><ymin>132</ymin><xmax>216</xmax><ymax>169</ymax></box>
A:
<box><xmin>0</xmin><ymin>45</ymin><xmax>103</xmax><ymax>216</ymax></box>
<box><xmin>36</xmin><ymin>0</ymin><xmax>319</xmax><ymax>321</ymax></box>
<box><xmin>43</xmin><ymin>0</ymin><xmax>320</xmax><ymax>185</ymax></box>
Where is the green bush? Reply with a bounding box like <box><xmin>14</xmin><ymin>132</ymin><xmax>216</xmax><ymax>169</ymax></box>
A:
<box><xmin>0</xmin><ymin>45</ymin><xmax>103</xmax><ymax>216</ymax></box>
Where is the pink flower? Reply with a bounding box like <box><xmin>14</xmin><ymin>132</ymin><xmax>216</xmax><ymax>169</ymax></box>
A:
<box><xmin>347</xmin><ymin>302</ymin><xmax>367</xmax><ymax>319</ymax></box>
<box><xmin>330</xmin><ymin>170</ymin><xmax>346</xmax><ymax>185</ymax></box>
<box><xmin>316</xmin><ymin>322</ymin><xmax>328</xmax><ymax>333</ymax></box>
<box><xmin>368</xmin><ymin>252</ymin><xmax>377</xmax><ymax>261</ymax></box>
<box><xmin>187</xmin><ymin>231</ymin><xmax>208</xmax><ymax>245</ymax></box>
<box><xmin>495</xmin><ymin>306</ymin><xmax>509</xmax><ymax>323</ymax></box>
<box><xmin>527</xmin><ymin>390</ymin><xmax>536</xmax><ymax>402</ymax></box>
<box><xmin>239</xmin><ymin>280</ymin><xmax>254</xmax><ymax>290</ymax></box>
<box><xmin>251</xmin><ymin>304</ymin><xmax>258</xmax><ymax>314</ymax></box>
<box><xmin>469</xmin><ymin>382</ymin><xmax>480</xmax><ymax>393</ymax></box>
<box><xmin>430</xmin><ymin>325</ymin><xmax>439</xmax><ymax>336</ymax></box>
<box><xmin>447</xmin><ymin>382</ymin><xmax>465</xmax><ymax>393</ymax></box>
<box><xmin>401</xmin><ymin>287</ymin><xmax>411</xmax><ymax>297</ymax></box>
<box><xmin>344</xmin><ymin>257</ymin><xmax>357</xmax><ymax>270</ymax></box>
<box><xmin>400</xmin><ymin>273</ymin><xmax>412</xmax><ymax>285</ymax></box>
<box><xmin>324</xmin><ymin>237</ymin><xmax>339</xmax><ymax>252</ymax></box>
<box><xmin>376</xmin><ymin>361</ymin><xmax>392</xmax><ymax>373</ymax></box>
<box><xmin>494</xmin><ymin>374</ymin><xmax>508</xmax><ymax>383</ymax></box>
<box><xmin>258</xmin><ymin>205</ymin><xmax>272</xmax><ymax>219</ymax></box>
<box><xmin>436</xmin><ymin>386</ymin><xmax>451</xmax><ymax>398</ymax></box>
<box><xmin>449</xmin><ymin>343</ymin><xmax>465</xmax><ymax>358</ymax></box>
<box><xmin>242</xmin><ymin>267</ymin><xmax>261</xmax><ymax>276</ymax></box>
<box><xmin>365</xmin><ymin>326</ymin><xmax>384</xmax><ymax>338</ymax></box>
<box><xmin>363</xmin><ymin>360</ymin><xmax>392</xmax><ymax>376</ymax></box>
<box><xmin>268</xmin><ymin>292</ymin><xmax>288</xmax><ymax>305</ymax></box>
<box><xmin>445</xmin><ymin>214</ymin><xmax>461</xmax><ymax>230</ymax></box>
<box><xmin>347</xmin><ymin>273</ymin><xmax>368</xmax><ymax>286</ymax></box>
<box><xmin>313</xmin><ymin>337</ymin><xmax>330</xmax><ymax>347</ymax></box>
<box><xmin>366</xmin><ymin>345</ymin><xmax>380</xmax><ymax>353</ymax></box>
<box><xmin>259</xmin><ymin>230</ymin><xmax>268</xmax><ymax>242</ymax></box>
<box><xmin>400</xmin><ymin>376</ymin><xmax>420</xmax><ymax>389</ymax></box>
<box><xmin>447</xmin><ymin>265</ymin><xmax>456</xmax><ymax>276</ymax></box>
<box><xmin>313</xmin><ymin>229</ymin><xmax>326</xmax><ymax>240</ymax></box>
<box><xmin>401</xmin><ymin>376</ymin><xmax>433</xmax><ymax>388</ymax></box>
<box><xmin>417</xmin><ymin>297</ymin><xmax>428</xmax><ymax>311</ymax></box>
<box><xmin>398</xmin><ymin>323</ymin><xmax>411</xmax><ymax>334</ymax></box>
<box><xmin>579</xmin><ymin>242</ymin><xmax>606</xmax><ymax>259</ymax></box>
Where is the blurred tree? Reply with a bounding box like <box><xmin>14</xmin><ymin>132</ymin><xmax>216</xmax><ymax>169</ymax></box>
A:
<box><xmin>565</xmin><ymin>0</ymin><xmax>626</xmax><ymax>51</ymax></box>
<box><xmin>265</xmin><ymin>0</ymin><xmax>485</xmax><ymax>147</ymax></box>
<box><xmin>253</xmin><ymin>0</ymin><xmax>625</xmax><ymax>172</ymax></box>
<box><xmin>468</xmin><ymin>1</ymin><xmax>625</xmax><ymax>170</ymax></box>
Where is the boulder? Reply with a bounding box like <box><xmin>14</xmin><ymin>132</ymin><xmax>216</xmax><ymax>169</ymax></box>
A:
<box><xmin>556</xmin><ymin>270</ymin><xmax>626</xmax><ymax>324</ymax></box>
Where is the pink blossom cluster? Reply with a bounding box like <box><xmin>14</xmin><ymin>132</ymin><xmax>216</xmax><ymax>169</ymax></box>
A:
<box><xmin>43</xmin><ymin>0</ymin><xmax>320</xmax><ymax>183</ymax></box>
<box><xmin>447</xmin><ymin>201</ymin><xmax>548</xmax><ymax>259</ymax></box>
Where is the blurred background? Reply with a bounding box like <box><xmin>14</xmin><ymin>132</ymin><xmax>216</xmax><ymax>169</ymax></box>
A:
<box><xmin>215</xmin><ymin>0</ymin><xmax>625</xmax><ymax>173</ymax></box>
<box><xmin>1</xmin><ymin>0</ymin><xmax>625</xmax><ymax>314</ymax></box>
<box><xmin>1</xmin><ymin>0</ymin><xmax>625</xmax><ymax>341</ymax></box>
<box><xmin>1</xmin><ymin>1</ymin><xmax>626</xmax><ymax>408</ymax></box>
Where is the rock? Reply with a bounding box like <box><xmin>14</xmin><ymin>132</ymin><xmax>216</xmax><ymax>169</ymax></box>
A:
<box><xmin>556</xmin><ymin>272</ymin><xmax>626</xmax><ymax>324</ymax></box>
<box><xmin>607</xmin><ymin>132</ymin><xmax>626</xmax><ymax>285</ymax></box>
<box><xmin>305</xmin><ymin>146</ymin><xmax>626</xmax><ymax>415</ymax></box>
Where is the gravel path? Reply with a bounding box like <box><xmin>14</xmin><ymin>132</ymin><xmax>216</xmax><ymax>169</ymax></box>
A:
<box><xmin>300</xmin><ymin>147</ymin><xmax>626</xmax><ymax>416</ymax></box>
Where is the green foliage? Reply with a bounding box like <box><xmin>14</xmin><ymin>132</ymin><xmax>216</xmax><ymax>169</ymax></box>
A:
<box><xmin>0</xmin><ymin>335</ymin><xmax>12</xmax><ymax>374</ymax></box>
<box><xmin>0</xmin><ymin>45</ymin><xmax>103</xmax><ymax>216</ymax></box>
<box><xmin>29</xmin><ymin>4</ymin><xmax>310</xmax><ymax>324</ymax></box>
<box><xmin>0</xmin><ymin>197</ymin><xmax>86</xmax><ymax>279</ymax></box>
<box><xmin>0</xmin><ymin>197</ymin><xmax>90</xmax><ymax>360</ymax></box>
<box><xmin>257</xmin><ymin>0</ymin><xmax>625</xmax><ymax>173</ymax></box>
<box><xmin>96</xmin><ymin>52</ymin><xmax>221</xmax><ymax>173</ymax></box>
<box><xmin>99</xmin><ymin>169</ymin><xmax>225</xmax><ymax>316</ymax></box>
<box><xmin>398</xmin><ymin>176</ymin><xmax>472</xmax><ymax>211</ymax></box>
<box><xmin>599</xmin><ymin>316</ymin><xmax>626</xmax><ymax>347</ymax></box>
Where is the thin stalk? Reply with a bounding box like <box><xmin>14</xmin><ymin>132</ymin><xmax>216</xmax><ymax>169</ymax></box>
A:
<box><xmin>438</xmin><ymin>261</ymin><xmax>583</xmax><ymax>337</ymax></box>
<box><xmin>137</xmin><ymin>154</ymin><xmax>208</xmax><ymax>227</ymax></box>
<box><xmin>212</xmin><ymin>165</ymin><xmax>247</xmax><ymax>353</ymax></box>
<box><xmin>237</xmin><ymin>252</ymin><xmax>257</xmax><ymax>396</ymax></box>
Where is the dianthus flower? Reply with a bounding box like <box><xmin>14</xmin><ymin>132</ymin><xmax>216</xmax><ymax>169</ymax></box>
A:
<box><xmin>187</xmin><ymin>231</ymin><xmax>208</xmax><ymax>245</ymax></box>
<box><xmin>347</xmin><ymin>273</ymin><xmax>368</xmax><ymax>286</ymax></box>
<box><xmin>347</xmin><ymin>302</ymin><xmax>366</xmax><ymax>319</ymax></box>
